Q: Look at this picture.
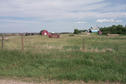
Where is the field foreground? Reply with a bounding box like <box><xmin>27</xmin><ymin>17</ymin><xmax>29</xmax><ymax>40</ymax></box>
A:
<box><xmin>0</xmin><ymin>34</ymin><xmax>126</xmax><ymax>83</ymax></box>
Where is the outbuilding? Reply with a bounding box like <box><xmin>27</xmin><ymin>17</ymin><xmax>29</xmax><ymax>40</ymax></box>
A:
<box><xmin>48</xmin><ymin>33</ymin><xmax>60</xmax><ymax>38</ymax></box>
<box><xmin>89</xmin><ymin>27</ymin><xmax>99</xmax><ymax>33</ymax></box>
<box><xmin>41</xmin><ymin>30</ymin><xmax>49</xmax><ymax>36</ymax></box>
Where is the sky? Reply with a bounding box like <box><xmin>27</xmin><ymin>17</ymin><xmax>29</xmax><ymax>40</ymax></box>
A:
<box><xmin>0</xmin><ymin>0</ymin><xmax>126</xmax><ymax>33</ymax></box>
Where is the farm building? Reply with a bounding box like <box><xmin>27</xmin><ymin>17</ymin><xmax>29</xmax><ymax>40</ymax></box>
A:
<box><xmin>40</xmin><ymin>30</ymin><xmax>60</xmax><ymax>38</ymax></box>
<box><xmin>48</xmin><ymin>33</ymin><xmax>60</xmax><ymax>38</ymax></box>
<box><xmin>89</xmin><ymin>27</ymin><xmax>99</xmax><ymax>33</ymax></box>
<box><xmin>41</xmin><ymin>30</ymin><xmax>49</xmax><ymax>36</ymax></box>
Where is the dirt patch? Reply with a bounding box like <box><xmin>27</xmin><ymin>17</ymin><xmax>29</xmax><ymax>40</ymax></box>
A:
<box><xmin>0</xmin><ymin>79</ymin><xmax>121</xmax><ymax>84</ymax></box>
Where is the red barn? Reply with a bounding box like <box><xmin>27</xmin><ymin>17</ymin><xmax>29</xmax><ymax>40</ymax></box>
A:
<box><xmin>41</xmin><ymin>30</ymin><xmax>49</xmax><ymax>36</ymax></box>
<box><xmin>40</xmin><ymin>30</ymin><xmax>60</xmax><ymax>38</ymax></box>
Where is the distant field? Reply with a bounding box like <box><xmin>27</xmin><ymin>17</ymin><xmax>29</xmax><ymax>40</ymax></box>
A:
<box><xmin>0</xmin><ymin>34</ymin><xmax>126</xmax><ymax>83</ymax></box>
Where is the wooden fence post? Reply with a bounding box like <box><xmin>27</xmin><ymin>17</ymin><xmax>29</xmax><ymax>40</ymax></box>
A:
<box><xmin>82</xmin><ymin>38</ymin><xmax>85</xmax><ymax>51</ymax></box>
<box><xmin>1</xmin><ymin>35</ymin><xmax>4</xmax><ymax>49</ymax></box>
<box><xmin>21</xmin><ymin>34</ymin><xmax>24</xmax><ymax>51</ymax></box>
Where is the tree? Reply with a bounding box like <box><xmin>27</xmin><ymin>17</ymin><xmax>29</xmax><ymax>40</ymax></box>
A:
<box><xmin>74</xmin><ymin>29</ymin><xmax>80</xmax><ymax>34</ymax></box>
<box><xmin>100</xmin><ymin>25</ymin><xmax>126</xmax><ymax>35</ymax></box>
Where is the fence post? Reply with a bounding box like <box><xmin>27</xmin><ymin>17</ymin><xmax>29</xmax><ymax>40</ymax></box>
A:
<box><xmin>21</xmin><ymin>34</ymin><xmax>24</xmax><ymax>51</ymax></box>
<box><xmin>1</xmin><ymin>35</ymin><xmax>4</xmax><ymax>49</ymax></box>
<box><xmin>82</xmin><ymin>38</ymin><xmax>85</xmax><ymax>51</ymax></box>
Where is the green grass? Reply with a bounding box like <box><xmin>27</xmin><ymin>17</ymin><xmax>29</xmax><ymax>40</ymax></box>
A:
<box><xmin>0</xmin><ymin>34</ymin><xmax>126</xmax><ymax>83</ymax></box>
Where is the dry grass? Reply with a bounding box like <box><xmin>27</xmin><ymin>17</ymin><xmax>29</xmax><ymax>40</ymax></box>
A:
<box><xmin>0</xmin><ymin>79</ymin><xmax>122</xmax><ymax>84</ymax></box>
<box><xmin>80</xmin><ymin>48</ymin><xmax>114</xmax><ymax>52</ymax></box>
<box><xmin>1</xmin><ymin>34</ymin><xmax>126</xmax><ymax>54</ymax></box>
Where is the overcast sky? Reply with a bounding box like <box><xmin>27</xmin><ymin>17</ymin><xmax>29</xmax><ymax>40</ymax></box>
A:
<box><xmin>0</xmin><ymin>0</ymin><xmax>126</xmax><ymax>33</ymax></box>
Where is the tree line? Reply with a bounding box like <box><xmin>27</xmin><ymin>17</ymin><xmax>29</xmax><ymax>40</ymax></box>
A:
<box><xmin>100</xmin><ymin>25</ymin><xmax>126</xmax><ymax>35</ymax></box>
<box><xmin>73</xmin><ymin>25</ymin><xmax>126</xmax><ymax>35</ymax></box>
<box><xmin>74</xmin><ymin>29</ymin><xmax>87</xmax><ymax>34</ymax></box>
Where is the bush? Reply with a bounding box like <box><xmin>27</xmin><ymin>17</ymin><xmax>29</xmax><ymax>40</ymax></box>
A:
<box><xmin>74</xmin><ymin>29</ymin><xmax>80</xmax><ymax>34</ymax></box>
<box><xmin>74</xmin><ymin>29</ymin><xmax>87</xmax><ymax>34</ymax></box>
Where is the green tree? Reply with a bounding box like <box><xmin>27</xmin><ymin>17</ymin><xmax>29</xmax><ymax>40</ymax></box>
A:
<box><xmin>74</xmin><ymin>29</ymin><xmax>80</xmax><ymax>34</ymax></box>
<box><xmin>100</xmin><ymin>25</ymin><xmax>126</xmax><ymax>35</ymax></box>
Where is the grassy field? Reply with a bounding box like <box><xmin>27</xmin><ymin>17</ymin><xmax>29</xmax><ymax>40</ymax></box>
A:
<box><xmin>0</xmin><ymin>34</ymin><xmax>126</xmax><ymax>83</ymax></box>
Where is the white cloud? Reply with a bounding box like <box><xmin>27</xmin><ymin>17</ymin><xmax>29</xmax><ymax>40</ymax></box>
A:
<box><xmin>96</xmin><ymin>19</ymin><xmax>122</xmax><ymax>23</ymax></box>
<box><xmin>0</xmin><ymin>0</ymin><xmax>106</xmax><ymax>18</ymax></box>
<box><xmin>76</xmin><ymin>21</ymin><xmax>87</xmax><ymax>24</ymax></box>
<box><xmin>0</xmin><ymin>0</ymin><xmax>126</xmax><ymax>20</ymax></box>
<box><xmin>0</xmin><ymin>19</ymin><xmax>40</xmax><ymax>24</ymax></box>
<box><xmin>96</xmin><ymin>12</ymin><xmax>126</xmax><ymax>18</ymax></box>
